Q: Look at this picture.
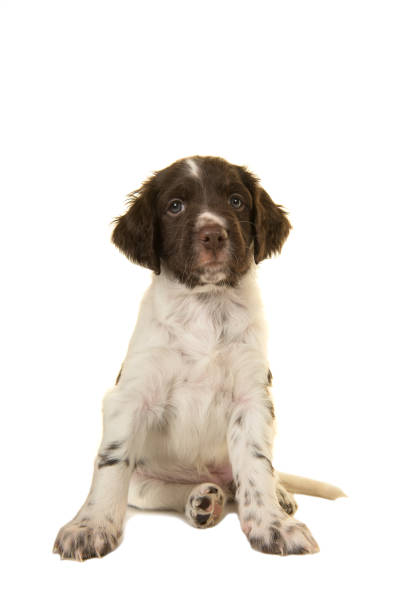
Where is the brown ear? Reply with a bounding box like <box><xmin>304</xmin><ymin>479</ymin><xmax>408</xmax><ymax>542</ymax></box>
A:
<box><xmin>253</xmin><ymin>187</ymin><xmax>291</xmax><ymax>263</ymax></box>
<box><xmin>236</xmin><ymin>165</ymin><xmax>291</xmax><ymax>263</ymax></box>
<box><xmin>111</xmin><ymin>186</ymin><xmax>160</xmax><ymax>274</ymax></box>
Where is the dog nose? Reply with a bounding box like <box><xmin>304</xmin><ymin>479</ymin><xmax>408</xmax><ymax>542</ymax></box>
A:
<box><xmin>197</xmin><ymin>225</ymin><xmax>228</xmax><ymax>251</ymax></box>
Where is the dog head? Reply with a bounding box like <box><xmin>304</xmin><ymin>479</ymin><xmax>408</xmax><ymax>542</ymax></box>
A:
<box><xmin>112</xmin><ymin>156</ymin><xmax>291</xmax><ymax>288</ymax></box>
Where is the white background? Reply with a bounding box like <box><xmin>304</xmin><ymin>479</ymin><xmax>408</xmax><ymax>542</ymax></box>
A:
<box><xmin>1</xmin><ymin>1</ymin><xmax>407</xmax><ymax>610</ymax></box>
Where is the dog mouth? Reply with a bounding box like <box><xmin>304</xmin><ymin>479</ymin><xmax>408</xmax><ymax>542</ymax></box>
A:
<box><xmin>196</xmin><ymin>261</ymin><xmax>229</xmax><ymax>284</ymax></box>
<box><xmin>195</xmin><ymin>248</ymin><xmax>229</xmax><ymax>269</ymax></box>
<box><xmin>195</xmin><ymin>246</ymin><xmax>230</xmax><ymax>268</ymax></box>
<box><xmin>199</xmin><ymin>260</ymin><xmax>226</xmax><ymax>270</ymax></box>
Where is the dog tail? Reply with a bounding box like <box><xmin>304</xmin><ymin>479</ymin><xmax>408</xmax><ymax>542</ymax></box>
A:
<box><xmin>278</xmin><ymin>472</ymin><xmax>346</xmax><ymax>500</ymax></box>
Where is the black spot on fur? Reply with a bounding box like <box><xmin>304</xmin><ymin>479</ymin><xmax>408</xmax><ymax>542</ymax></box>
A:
<box><xmin>252</xmin><ymin>451</ymin><xmax>274</xmax><ymax>474</ymax></box>
<box><xmin>254</xmin><ymin>490</ymin><xmax>264</xmax><ymax>507</ymax></box>
<box><xmin>265</xmin><ymin>399</ymin><xmax>275</xmax><ymax>419</ymax></box>
<box><xmin>235</xmin><ymin>476</ymin><xmax>241</xmax><ymax>492</ymax></box>
<box><xmin>196</xmin><ymin>513</ymin><xmax>211</xmax><ymax>525</ymax></box>
<box><xmin>234</xmin><ymin>415</ymin><xmax>243</xmax><ymax>427</ymax></box>
<box><xmin>197</xmin><ymin>496</ymin><xmax>211</xmax><ymax>510</ymax></box>
<box><xmin>134</xmin><ymin>458</ymin><xmax>146</xmax><ymax>470</ymax></box>
<box><xmin>105</xmin><ymin>441</ymin><xmax>123</xmax><ymax>451</ymax></box>
<box><xmin>293</xmin><ymin>546</ymin><xmax>309</xmax><ymax>555</ymax></box>
<box><xmin>249</xmin><ymin>527</ymin><xmax>287</xmax><ymax>555</ymax></box>
<box><xmin>98</xmin><ymin>455</ymin><xmax>121</xmax><ymax>468</ymax></box>
<box><xmin>226</xmin><ymin>480</ymin><xmax>237</xmax><ymax>498</ymax></box>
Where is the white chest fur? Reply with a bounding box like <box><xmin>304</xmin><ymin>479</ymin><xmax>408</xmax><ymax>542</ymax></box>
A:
<box><xmin>113</xmin><ymin>266</ymin><xmax>270</xmax><ymax>480</ymax></box>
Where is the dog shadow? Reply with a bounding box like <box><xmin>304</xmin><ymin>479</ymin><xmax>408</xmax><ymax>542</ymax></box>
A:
<box><xmin>126</xmin><ymin>499</ymin><xmax>238</xmax><ymax>526</ymax></box>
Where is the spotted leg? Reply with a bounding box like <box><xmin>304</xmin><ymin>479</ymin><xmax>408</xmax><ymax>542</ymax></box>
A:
<box><xmin>53</xmin><ymin>352</ymin><xmax>175</xmax><ymax>561</ymax></box>
<box><xmin>227</xmin><ymin>393</ymin><xmax>319</xmax><ymax>555</ymax></box>
<box><xmin>53</xmin><ymin>391</ymin><xmax>142</xmax><ymax>561</ymax></box>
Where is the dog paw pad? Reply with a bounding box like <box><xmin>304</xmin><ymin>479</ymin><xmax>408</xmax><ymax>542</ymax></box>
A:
<box><xmin>186</xmin><ymin>483</ymin><xmax>225</xmax><ymax>529</ymax></box>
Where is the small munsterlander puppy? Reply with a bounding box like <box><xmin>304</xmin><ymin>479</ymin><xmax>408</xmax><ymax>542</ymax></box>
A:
<box><xmin>54</xmin><ymin>156</ymin><xmax>344</xmax><ymax>561</ymax></box>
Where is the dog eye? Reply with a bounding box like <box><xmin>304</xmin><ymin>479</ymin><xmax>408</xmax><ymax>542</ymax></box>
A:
<box><xmin>230</xmin><ymin>195</ymin><xmax>243</xmax><ymax>209</ymax></box>
<box><xmin>167</xmin><ymin>199</ymin><xmax>185</xmax><ymax>215</ymax></box>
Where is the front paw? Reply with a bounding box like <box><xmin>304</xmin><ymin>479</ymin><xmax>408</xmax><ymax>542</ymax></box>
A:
<box><xmin>243</xmin><ymin>514</ymin><xmax>319</xmax><ymax>555</ymax></box>
<box><xmin>53</xmin><ymin>519</ymin><xmax>122</xmax><ymax>561</ymax></box>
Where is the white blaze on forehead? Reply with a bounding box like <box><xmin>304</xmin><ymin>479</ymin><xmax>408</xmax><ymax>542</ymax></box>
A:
<box><xmin>186</xmin><ymin>158</ymin><xmax>201</xmax><ymax>179</ymax></box>
<box><xmin>195</xmin><ymin>211</ymin><xmax>227</xmax><ymax>230</ymax></box>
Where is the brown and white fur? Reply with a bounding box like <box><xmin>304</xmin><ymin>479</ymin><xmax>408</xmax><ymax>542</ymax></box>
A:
<box><xmin>53</xmin><ymin>155</ymin><xmax>345</xmax><ymax>561</ymax></box>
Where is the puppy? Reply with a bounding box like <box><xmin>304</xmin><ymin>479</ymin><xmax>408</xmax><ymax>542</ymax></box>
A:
<box><xmin>53</xmin><ymin>155</ymin><xmax>344</xmax><ymax>561</ymax></box>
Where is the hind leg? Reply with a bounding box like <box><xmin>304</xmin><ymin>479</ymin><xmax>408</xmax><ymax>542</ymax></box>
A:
<box><xmin>185</xmin><ymin>483</ymin><xmax>225</xmax><ymax>528</ymax></box>
<box><xmin>128</xmin><ymin>475</ymin><xmax>226</xmax><ymax>528</ymax></box>
<box><xmin>276</xmin><ymin>483</ymin><xmax>298</xmax><ymax>515</ymax></box>
<box><xmin>128</xmin><ymin>474</ymin><xmax>192</xmax><ymax>512</ymax></box>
